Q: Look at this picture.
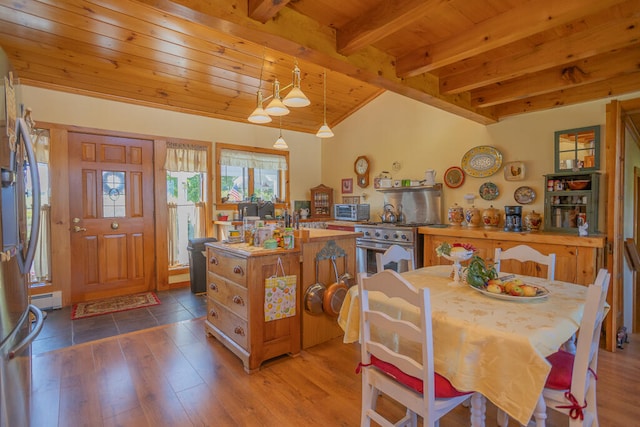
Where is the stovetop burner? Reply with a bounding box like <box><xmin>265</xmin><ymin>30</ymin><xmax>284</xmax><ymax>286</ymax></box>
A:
<box><xmin>358</xmin><ymin>222</ymin><xmax>433</xmax><ymax>227</ymax></box>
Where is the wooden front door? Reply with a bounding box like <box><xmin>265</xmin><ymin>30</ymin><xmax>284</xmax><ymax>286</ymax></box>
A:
<box><xmin>68</xmin><ymin>132</ymin><xmax>155</xmax><ymax>303</ymax></box>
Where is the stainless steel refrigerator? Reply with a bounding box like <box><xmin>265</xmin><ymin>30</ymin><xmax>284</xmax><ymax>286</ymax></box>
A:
<box><xmin>0</xmin><ymin>47</ymin><xmax>44</xmax><ymax>427</ymax></box>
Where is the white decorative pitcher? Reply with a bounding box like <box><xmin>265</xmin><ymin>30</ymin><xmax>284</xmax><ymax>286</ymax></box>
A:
<box><xmin>424</xmin><ymin>169</ymin><xmax>437</xmax><ymax>186</ymax></box>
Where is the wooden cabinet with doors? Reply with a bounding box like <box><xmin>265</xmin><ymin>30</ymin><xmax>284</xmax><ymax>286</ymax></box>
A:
<box><xmin>420</xmin><ymin>227</ymin><xmax>606</xmax><ymax>285</ymax></box>
<box><xmin>204</xmin><ymin>241</ymin><xmax>301</xmax><ymax>373</ymax></box>
<box><xmin>310</xmin><ymin>184</ymin><xmax>333</xmax><ymax>218</ymax></box>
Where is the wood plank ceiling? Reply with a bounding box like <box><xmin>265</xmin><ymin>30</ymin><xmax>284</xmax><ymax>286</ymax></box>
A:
<box><xmin>1</xmin><ymin>0</ymin><xmax>639</xmax><ymax>135</ymax></box>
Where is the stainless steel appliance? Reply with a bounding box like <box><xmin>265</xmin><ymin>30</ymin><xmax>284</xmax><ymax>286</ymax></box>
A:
<box><xmin>334</xmin><ymin>203</ymin><xmax>370</xmax><ymax>221</ymax></box>
<box><xmin>355</xmin><ymin>223</ymin><xmax>424</xmax><ymax>275</ymax></box>
<box><xmin>355</xmin><ymin>185</ymin><xmax>443</xmax><ymax>274</ymax></box>
<box><xmin>0</xmin><ymin>48</ymin><xmax>44</xmax><ymax>427</ymax></box>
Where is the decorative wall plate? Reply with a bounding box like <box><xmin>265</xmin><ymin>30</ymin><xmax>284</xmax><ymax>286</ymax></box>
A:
<box><xmin>461</xmin><ymin>146</ymin><xmax>503</xmax><ymax>177</ymax></box>
<box><xmin>444</xmin><ymin>166</ymin><xmax>465</xmax><ymax>188</ymax></box>
<box><xmin>479</xmin><ymin>182</ymin><xmax>499</xmax><ymax>200</ymax></box>
<box><xmin>514</xmin><ymin>186</ymin><xmax>536</xmax><ymax>204</ymax></box>
<box><xmin>504</xmin><ymin>161</ymin><xmax>525</xmax><ymax>181</ymax></box>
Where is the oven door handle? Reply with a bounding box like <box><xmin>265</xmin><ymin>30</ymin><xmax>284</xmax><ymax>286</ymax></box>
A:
<box><xmin>356</xmin><ymin>241</ymin><xmax>411</xmax><ymax>251</ymax></box>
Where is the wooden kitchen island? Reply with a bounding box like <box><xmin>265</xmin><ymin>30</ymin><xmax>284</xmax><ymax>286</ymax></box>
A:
<box><xmin>204</xmin><ymin>228</ymin><xmax>359</xmax><ymax>372</ymax></box>
<box><xmin>296</xmin><ymin>228</ymin><xmax>359</xmax><ymax>349</ymax></box>
<box><xmin>419</xmin><ymin>226</ymin><xmax>607</xmax><ymax>285</ymax></box>
<box><xmin>204</xmin><ymin>242</ymin><xmax>301</xmax><ymax>373</ymax></box>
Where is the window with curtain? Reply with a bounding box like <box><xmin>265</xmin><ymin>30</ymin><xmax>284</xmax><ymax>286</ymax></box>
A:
<box><xmin>165</xmin><ymin>142</ymin><xmax>208</xmax><ymax>267</ymax></box>
<box><xmin>216</xmin><ymin>143</ymin><xmax>289</xmax><ymax>207</ymax></box>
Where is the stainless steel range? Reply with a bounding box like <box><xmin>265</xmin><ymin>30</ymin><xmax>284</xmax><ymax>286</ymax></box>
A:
<box><xmin>355</xmin><ymin>184</ymin><xmax>443</xmax><ymax>274</ymax></box>
<box><xmin>355</xmin><ymin>222</ymin><xmax>426</xmax><ymax>274</ymax></box>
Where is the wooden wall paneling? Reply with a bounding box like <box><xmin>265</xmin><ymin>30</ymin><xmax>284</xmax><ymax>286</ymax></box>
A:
<box><xmin>47</xmin><ymin>126</ymin><xmax>72</xmax><ymax>306</ymax></box>
<box><xmin>606</xmin><ymin>99</ymin><xmax>623</xmax><ymax>351</ymax></box>
<box><xmin>154</xmin><ymin>139</ymin><xmax>169</xmax><ymax>291</ymax></box>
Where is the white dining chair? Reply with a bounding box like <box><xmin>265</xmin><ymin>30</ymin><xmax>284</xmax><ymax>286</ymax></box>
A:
<box><xmin>357</xmin><ymin>270</ymin><xmax>485</xmax><ymax>427</ymax></box>
<box><xmin>497</xmin><ymin>268</ymin><xmax>611</xmax><ymax>427</ymax></box>
<box><xmin>376</xmin><ymin>244</ymin><xmax>415</xmax><ymax>273</ymax></box>
<box><xmin>494</xmin><ymin>245</ymin><xmax>556</xmax><ymax>280</ymax></box>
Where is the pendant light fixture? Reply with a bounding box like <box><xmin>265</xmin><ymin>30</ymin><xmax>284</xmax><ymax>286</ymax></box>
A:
<box><xmin>247</xmin><ymin>53</ymin><xmax>310</xmax><ymax>123</ymax></box>
<box><xmin>248</xmin><ymin>49</ymin><xmax>272</xmax><ymax>124</ymax></box>
<box><xmin>316</xmin><ymin>69</ymin><xmax>334</xmax><ymax>138</ymax></box>
<box><xmin>264</xmin><ymin>78</ymin><xmax>290</xmax><ymax>116</ymax></box>
<box><xmin>273</xmin><ymin>117</ymin><xmax>288</xmax><ymax>150</ymax></box>
<box><xmin>283</xmin><ymin>63</ymin><xmax>311</xmax><ymax>107</ymax></box>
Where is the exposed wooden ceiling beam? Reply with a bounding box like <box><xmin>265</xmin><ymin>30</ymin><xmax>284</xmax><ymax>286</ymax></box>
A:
<box><xmin>440</xmin><ymin>9</ymin><xmax>640</xmax><ymax>94</ymax></box>
<box><xmin>248</xmin><ymin>0</ymin><xmax>291</xmax><ymax>24</ymax></box>
<box><xmin>137</xmin><ymin>0</ymin><xmax>498</xmax><ymax>124</ymax></box>
<box><xmin>396</xmin><ymin>0</ymin><xmax>629</xmax><ymax>77</ymax></box>
<box><xmin>471</xmin><ymin>46</ymin><xmax>640</xmax><ymax>108</ymax></box>
<box><xmin>493</xmin><ymin>72</ymin><xmax>640</xmax><ymax>118</ymax></box>
<box><xmin>336</xmin><ymin>0</ymin><xmax>437</xmax><ymax>56</ymax></box>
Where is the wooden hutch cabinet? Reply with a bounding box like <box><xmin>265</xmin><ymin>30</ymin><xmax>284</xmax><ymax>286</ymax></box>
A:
<box><xmin>310</xmin><ymin>184</ymin><xmax>333</xmax><ymax>219</ymax></box>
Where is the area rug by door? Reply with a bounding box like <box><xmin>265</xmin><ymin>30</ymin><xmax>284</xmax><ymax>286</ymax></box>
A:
<box><xmin>71</xmin><ymin>292</ymin><xmax>161</xmax><ymax>320</ymax></box>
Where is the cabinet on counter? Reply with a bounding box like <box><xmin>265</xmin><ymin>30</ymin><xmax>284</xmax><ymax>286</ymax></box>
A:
<box><xmin>544</xmin><ymin>172</ymin><xmax>599</xmax><ymax>234</ymax></box>
<box><xmin>205</xmin><ymin>242</ymin><xmax>301</xmax><ymax>373</ymax></box>
<box><xmin>310</xmin><ymin>184</ymin><xmax>333</xmax><ymax>219</ymax></box>
<box><xmin>420</xmin><ymin>226</ymin><xmax>606</xmax><ymax>285</ymax></box>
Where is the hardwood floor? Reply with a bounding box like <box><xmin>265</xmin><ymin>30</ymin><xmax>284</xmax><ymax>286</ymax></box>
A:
<box><xmin>30</xmin><ymin>319</ymin><xmax>639</xmax><ymax>427</ymax></box>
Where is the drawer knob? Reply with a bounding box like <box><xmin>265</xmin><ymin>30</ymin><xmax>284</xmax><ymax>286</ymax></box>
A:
<box><xmin>209</xmin><ymin>309</ymin><xmax>218</xmax><ymax>319</ymax></box>
<box><xmin>209</xmin><ymin>283</ymin><xmax>219</xmax><ymax>292</ymax></box>
<box><xmin>232</xmin><ymin>295</ymin><xmax>245</xmax><ymax>306</ymax></box>
<box><xmin>234</xmin><ymin>327</ymin><xmax>245</xmax><ymax>337</ymax></box>
<box><xmin>209</xmin><ymin>256</ymin><xmax>219</xmax><ymax>265</ymax></box>
<box><xmin>233</xmin><ymin>265</ymin><xmax>245</xmax><ymax>276</ymax></box>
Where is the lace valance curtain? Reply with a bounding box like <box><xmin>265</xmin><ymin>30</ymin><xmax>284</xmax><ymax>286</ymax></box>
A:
<box><xmin>220</xmin><ymin>149</ymin><xmax>288</xmax><ymax>171</ymax></box>
<box><xmin>33</xmin><ymin>130</ymin><xmax>49</xmax><ymax>164</ymax></box>
<box><xmin>164</xmin><ymin>142</ymin><xmax>207</xmax><ymax>172</ymax></box>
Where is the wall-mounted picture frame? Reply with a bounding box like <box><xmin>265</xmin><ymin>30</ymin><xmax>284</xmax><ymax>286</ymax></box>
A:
<box><xmin>504</xmin><ymin>161</ymin><xmax>525</xmax><ymax>181</ymax></box>
<box><xmin>342</xmin><ymin>178</ymin><xmax>353</xmax><ymax>194</ymax></box>
<box><xmin>343</xmin><ymin>196</ymin><xmax>360</xmax><ymax>204</ymax></box>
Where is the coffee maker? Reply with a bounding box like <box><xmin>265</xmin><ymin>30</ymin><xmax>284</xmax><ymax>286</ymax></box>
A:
<box><xmin>504</xmin><ymin>206</ymin><xmax>522</xmax><ymax>232</ymax></box>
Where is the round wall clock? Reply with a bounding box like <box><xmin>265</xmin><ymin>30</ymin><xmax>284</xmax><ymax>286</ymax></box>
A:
<box><xmin>354</xmin><ymin>155</ymin><xmax>370</xmax><ymax>188</ymax></box>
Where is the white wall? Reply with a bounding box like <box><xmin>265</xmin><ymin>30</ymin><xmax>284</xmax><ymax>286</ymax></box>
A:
<box><xmin>19</xmin><ymin>86</ymin><xmax>323</xmax><ymax>203</ymax></box>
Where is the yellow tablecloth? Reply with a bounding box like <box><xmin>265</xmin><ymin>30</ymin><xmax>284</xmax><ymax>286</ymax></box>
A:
<box><xmin>338</xmin><ymin>265</ymin><xmax>589</xmax><ymax>426</ymax></box>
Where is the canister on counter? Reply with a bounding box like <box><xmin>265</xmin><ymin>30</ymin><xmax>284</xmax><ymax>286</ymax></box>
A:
<box><xmin>283</xmin><ymin>228</ymin><xmax>294</xmax><ymax>249</ymax></box>
<box><xmin>547</xmin><ymin>179</ymin><xmax>555</xmax><ymax>191</ymax></box>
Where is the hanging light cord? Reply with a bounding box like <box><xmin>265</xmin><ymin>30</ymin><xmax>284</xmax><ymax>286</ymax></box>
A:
<box><xmin>258</xmin><ymin>47</ymin><xmax>266</xmax><ymax>92</ymax></box>
<box><xmin>323</xmin><ymin>70</ymin><xmax>327</xmax><ymax>121</ymax></box>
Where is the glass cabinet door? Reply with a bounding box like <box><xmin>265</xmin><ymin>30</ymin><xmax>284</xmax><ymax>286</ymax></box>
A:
<box><xmin>554</xmin><ymin>125</ymin><xmax>600</xmax><ymax>172</ymax></box>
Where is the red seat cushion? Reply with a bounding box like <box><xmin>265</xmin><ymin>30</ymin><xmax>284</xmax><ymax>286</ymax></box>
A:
<box><xmin>369</xmin><ymin>355</ymin><xmax>471</xmax><ymax>398</ymax></box>
<box><xmin>546</xmin><ymin>350</ymin><xmax>574</xmax><ymax>390</ymax></box>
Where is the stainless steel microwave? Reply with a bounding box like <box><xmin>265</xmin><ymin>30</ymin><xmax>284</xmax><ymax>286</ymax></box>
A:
<box><xmin>334</xmin><ymin>204</ymin><xmax>370</xmax><ymax>221</ymax></box>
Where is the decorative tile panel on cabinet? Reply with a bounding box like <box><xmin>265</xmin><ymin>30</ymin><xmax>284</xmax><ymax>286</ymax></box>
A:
<box><xmin>205</xmin><ymin>242</ymin><xmax>301</xmax><ymax>373</ymax></box>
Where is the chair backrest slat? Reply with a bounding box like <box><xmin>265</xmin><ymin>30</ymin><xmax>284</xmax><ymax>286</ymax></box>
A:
<box><xmin>494</xmin><ymin>244</ymin><xmax>556</xmax><ymax>280</ymax></box>
<box><xmin>376</xmin><ymin>244</ymin><xmax>415</xmax><ymax>273</ymax></box>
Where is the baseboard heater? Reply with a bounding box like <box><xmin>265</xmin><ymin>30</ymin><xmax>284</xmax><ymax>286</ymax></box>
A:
<box><xmin>30</xmin><ymin>291</ymin><xmax>62</xmax><ymax>310</ymax></box>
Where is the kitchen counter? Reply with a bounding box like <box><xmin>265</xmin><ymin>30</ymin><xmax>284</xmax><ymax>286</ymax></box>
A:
<box><xmin>419</xmin><ymin>225</ymin><xmax>606</xmax><ymax>247</ymax></box>
<box><xmin>419</xmin><ymin>225</ymin><xmax>606</xmax><ymax>285</ymax></box>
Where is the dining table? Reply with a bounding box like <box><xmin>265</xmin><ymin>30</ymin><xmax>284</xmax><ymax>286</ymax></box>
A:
<box><xmin>338</xmin><ymin>265</ymin><xmax>590</xmax><ymax>426</ymax></box>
